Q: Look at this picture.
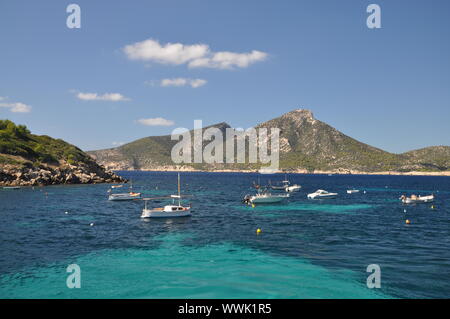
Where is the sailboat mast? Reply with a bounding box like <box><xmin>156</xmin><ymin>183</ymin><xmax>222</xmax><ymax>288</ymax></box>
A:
<box><xmin>178</xmin><ymin>173</ymin><xmax>181</xmax><ymax>206</ymax></box>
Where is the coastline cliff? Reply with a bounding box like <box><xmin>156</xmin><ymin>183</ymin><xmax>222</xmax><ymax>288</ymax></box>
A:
<box><xmin>0</xmin><ymin>120</ymin><xmax>125</xmax><ymax>186</ymax></box>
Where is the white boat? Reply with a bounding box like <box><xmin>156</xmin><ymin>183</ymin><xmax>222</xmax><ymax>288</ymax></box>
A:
<box><xmin>270</xmin><ymin>174</ymin><xmax>290</xmax><ymax>190</ymax></box>
<box><xmin>141</xmin><ymin>174</ymin><xmax>191</xmax><ymax>218</ymax></box>
<box><xmin>286</xmin><ymin>184</ymin><xmax>301</xmax><ymax>192</ymax></box>
<box><xmin>347</xmin><ymin>189</ymin><xmax>360</xmax><ymax>194</ymax></box>
<box><xmin>2</xmin><ymin>186</ymin><xmax>20</xmax><ymax>190</ymax></box>
<box><xmin>307</xmin><ymin>189</ymin><xmax>338</xmax><ymax>199</ymax></box>
<box><xmin>108</xmin><ymin>192</ymin><xmax>141</xmax><ymax>201</ymax></box>
<box><xmin>270</xmin><ymin>181</ymin><xmax>289</xmax><ymax>191</ymax></box>
<box><xmin>270</xmin><ymin>174</ymin><xmax>301</xmax><ymax>192</ymax></box>
<box><xmin>243</xmin><ymin>189</ymin><xmax>289</xmax><ymax>205</ymax></box>
<box><xmin>107</xmin><ymin>182</ymin><xmax>141</xmax><ymax>201</ymax></box>
<box><xmin>400</xmin><ymin>194</ymin><xmax>434</xmax><ymax>204</ymax></box>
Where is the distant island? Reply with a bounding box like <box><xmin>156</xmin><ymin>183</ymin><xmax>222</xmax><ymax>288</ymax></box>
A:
<box><xmin>0</xmin><ymin>120</ymin><xmax>125</xmax><ymax>186</ymax></box>
<box><xmin>88</xmin><ymin>109</ymin><xmax>450</xmax><ymax>176</ymax></box>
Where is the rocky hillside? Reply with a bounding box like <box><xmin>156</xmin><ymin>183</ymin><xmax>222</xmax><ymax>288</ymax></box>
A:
<box><xmin>0</xmin><ymin>120</ymin><xmax>125</xmax><ymax>186</ymax></box>
<box><xmin>89</xmin><ymin>122</ymin><xmax>232</xmax><ymax>170</ymax></box>
<box><xmin>88</xmin><ymin>109</ymin><xmax>450</xmax><ymax>173</ymax></box>
<box><xmin>257</xmin><ymin>110</ymin><xmax>403</xmax><ymax>172</ymax></box>
<box><xmin>402</xmin><ymin>146</ymin><xmax>450</xmax><ymax>171</ymax></box>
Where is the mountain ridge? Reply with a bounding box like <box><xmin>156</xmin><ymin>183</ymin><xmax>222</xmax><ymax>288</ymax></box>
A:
<box><xmin>88</xmin><ymin>109</ymin><xmax>450</xmax><ymax>173</ymax></box>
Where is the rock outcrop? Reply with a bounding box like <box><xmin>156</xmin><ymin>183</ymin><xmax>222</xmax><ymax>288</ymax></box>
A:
<box><xmin>0</xmin><ymin>161</ymin><xmax>125</xmax><ymax>186</ymax></box>
<box><xmin>0</xmin><ymin>119</ymin><xmax>126</xmax><ymax>186</ymax></box>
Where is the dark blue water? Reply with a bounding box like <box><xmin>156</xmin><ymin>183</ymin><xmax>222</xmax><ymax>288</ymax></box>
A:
<box><xmin>0</xmin><ymin>172</ymin><xmax>449</xmax><ymax>298</ymax></box>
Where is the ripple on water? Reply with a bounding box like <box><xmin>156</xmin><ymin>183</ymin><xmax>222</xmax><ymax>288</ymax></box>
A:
<box><xmin>234</xmin><ymin>203</ymin><xmax>374</xmax><ymax>215</ymax></box>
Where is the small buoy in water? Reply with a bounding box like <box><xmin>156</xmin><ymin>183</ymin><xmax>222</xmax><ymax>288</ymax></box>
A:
<box><xmin>403</xmin><ymin>209</ymin><xmax>407</xmax><ymax>213</ymax></box>
<box><xmin>65</xmin><ymin>211</ymin><xmax>68</xmax><ymax>214</ymax></box>
<box><xmin>256</xmin><ymin>228</ymin><xmax>262</xmax><ymax>234</ymax></box>
<box><xmin>251</xmin><ymin>203</ymin><xmax>255</xmax><ymax>208</ymax></box>
<box><xmin>431</xmin><ymin>205</ymin><xmax>435</xmax><ymax>209</ymax></box>
<box><xmin>363</xmin><ymin>191</ymin><xmax>367</xmax><ymax>194</ymax></box>
<box><xmin>90</xmin><ymin>223</ymin><xmax>94</xmax><ymax>227</ymax></box>
<box><xmin>405</xmin><ymin>219</ymin><xmax>411</xmax><ymax>224</ymax></box>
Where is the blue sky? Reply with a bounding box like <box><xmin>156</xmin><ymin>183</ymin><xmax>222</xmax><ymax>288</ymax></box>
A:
<box><xmin>1</xmin><ymin>0</ymin><xmax>449</xmax><ymax>153</ymax></box>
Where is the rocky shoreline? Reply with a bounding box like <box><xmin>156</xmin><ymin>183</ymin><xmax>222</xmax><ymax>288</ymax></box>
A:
<box><xmin>0</xmin><ymin>162</ymin><xmax>126</xmax><ymax>187</ymax></box>
<box><xmin>113</xmin><ymin>166</ymin><xmax>450</xmax><ymax>177</ymax></box>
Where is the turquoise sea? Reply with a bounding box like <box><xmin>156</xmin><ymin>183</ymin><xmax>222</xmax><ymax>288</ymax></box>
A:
<box><xmin>0</xmin><ymin>172</ymin><xmax>449</xmax><ymax>298</ymax></box>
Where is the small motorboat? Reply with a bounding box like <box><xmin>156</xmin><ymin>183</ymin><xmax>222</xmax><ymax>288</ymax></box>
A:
<box><xmin>269</xmin><ymin>179</ymin><xmax>290</xmax><ymax>190</ymax></box>
<box><xmin>108</xmin><ymin>192</ymin><xmax>141</xmax><ymax>201</ymax></box>
<box><xmin>286</xmin><ymin>184</ymin><xmax>301</xmax><ymax>192</ymax></box>
<box><xmin>307</xmin><ymin>189</ymin><xmax>338</xmax><ymax>199</ymax></box>
<box><xmin>107</xmin><ymin>181</ymin><xmax>141</xmax><ymax>201</ymax></box>
<box><xmin>141</xmin><ymin>173</ymin><xmax>191</xmax><ymax>218</ymax></box>
<box><xmin>270</xmin><ymin>174</ymin><xmax>300</xmax><ymax>192</ymax></box>
<box><xmin>243</xmin><ymin>188</ymin><xmax>289</xmax><ymax>205</ymax></box>
<box><xmin>347</xmin><ymin>189</ymin><xmax>360</xmax><ymax>194</ymax></box>
<box><xmin>400</xmin><ymin>194</ymin><xmax>434</xmax><ymax>204</ymax></box>
<box><xmin>2</xmin><ymin>186</ymin><xmax>20</xmax><ymax>190</ymax></box>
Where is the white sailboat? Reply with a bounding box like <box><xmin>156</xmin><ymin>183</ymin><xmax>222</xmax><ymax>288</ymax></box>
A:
<box><xmin>141</xmin><ymin>173</ymin><xmax>191</xmax><ymax>218</ymax></box>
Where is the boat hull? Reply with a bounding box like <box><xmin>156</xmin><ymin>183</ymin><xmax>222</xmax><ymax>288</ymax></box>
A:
<box><xmin>250</xmin><ymin>195</ymin><xmax>289</xmax><ymax>204</ymax></box>
<box><xmin>286</xmin><ymin>185</ymin><xmax>301</xmax><ymax>192</ymax></box>
<box><xmin>307</xmin><ymin>194</ymin><xmax>337</xmax><ymax>199</ymax></box>
<box><xmin>402</xmin><ymin>195</ymin><xmax>434</xmax><ymax>204</ymax></box>
<box><xmin>141</xmin><ymin>208</ymin><xmax>191</xmax><ymax>218</ymax></box>
<box><xmin>108</xmin><ymin>193</ymin><xmax>141</xmax><ymax>201</ymax></box>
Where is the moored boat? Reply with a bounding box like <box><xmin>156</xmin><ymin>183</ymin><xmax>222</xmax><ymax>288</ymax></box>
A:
<box><xmin>141</xmin><ymin>173</ymin><xmax>191</xmax><ymax>218</ymax></box>
<box><xmin>307</xmin><ymin>189</ymin><xmax>338</xmax><ymax>199</ymax></box>
<box><xmin>400</xmin><ymin>194</ymin><xmax>434</xmax><ymax>204</ymax></box>
<box><xmin>108</xmin><ymin>192</ymin><xmax>141</xmax><ymax>201</ymax></box>
<box><xmin>243</xmin><ymin>188</ymin><xmax>289</xmax><ymax>205</ymax></box>
<box><xmin>347</xmin><ymin>189</ymin><xmax>360</xmax><ymax>194</ymax></box>
<box><xmin>107</xmin><ymin>182</ymin><xmax>141</xmax><ymax>201</ymax></box>
<box><xmin>286</xmin><ymin>184</ymin><xmax>301</xmax><ymax>192</ymax></box>
<box><xmin>2</xmin><ymin>186</ymin><xmax>20</xmax><ymax>190</ymax></box>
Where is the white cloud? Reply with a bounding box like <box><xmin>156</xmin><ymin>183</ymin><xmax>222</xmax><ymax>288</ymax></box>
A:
<box><xmin>137</xmin><ymin>117</ymin><xmax>175</xmax><ymax>126</ymax></box>
<box><xmin>123</xmin><ymin>38</ymin><xmax>267</xmax><ymax>70</ymax></box>
<box><xmin>159</xmin><ymin>78</ymin><xmax>207</xmax><ymax>88</ymax></box>
<box><xmin>0</xmin><ymin>102</ymin><xmax>32</xmax><ymax>113</ymax></box>
<box><xmin>190</xmin><ymin>79</ymin><xmax>207</xmax><ymax>88</ymax></box>
<box><xmin>124</xmin><ymin>39</ymin><xmax>209</xmax><ymax>65</ymax></box>
<box><xmin>76</xmin><ymin>92</ymin><xmax>130</xmax><ymax>102</ymax></box>
<box><xmin>189</xmin><ymin>50</ymin><xmax>268</xmax><ymax>70</ymax></box>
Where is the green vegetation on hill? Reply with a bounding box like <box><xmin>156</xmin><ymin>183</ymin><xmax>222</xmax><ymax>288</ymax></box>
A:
<box><xmin>0</xmin><ymin>119</ymin><xmax>94</xmax><ymax>166</ymax></box>
<box><xmin>88</xmin><ymin>110</ymin><xmax>450</xmax><ymax>173</ymax></box>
